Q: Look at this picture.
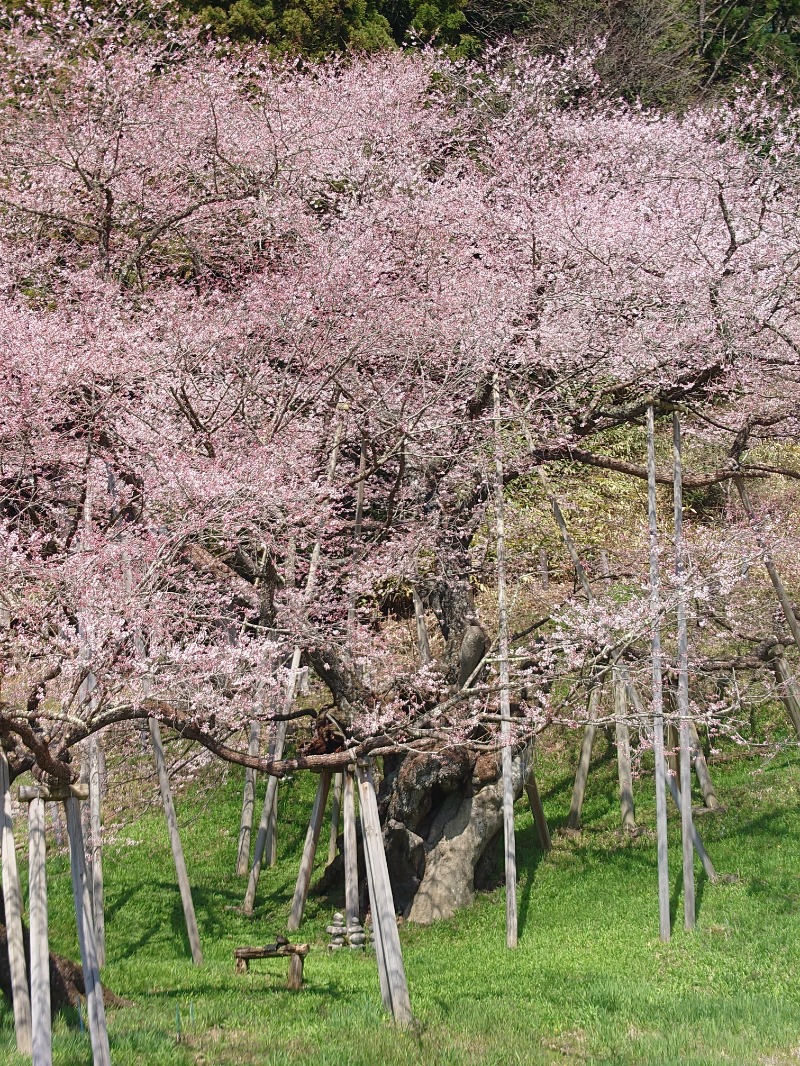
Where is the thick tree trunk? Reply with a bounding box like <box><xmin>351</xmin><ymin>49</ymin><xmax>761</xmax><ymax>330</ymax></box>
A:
<box><xmin>378</xmin><ymin>746</ymin><xmax>528</xmax><ymax>925</ymax></box>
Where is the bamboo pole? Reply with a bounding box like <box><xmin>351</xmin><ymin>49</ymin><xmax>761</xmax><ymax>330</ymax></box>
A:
<box><xmin>567</xmin><ymin>686</ymin><xmax>601</xmax><ymax>830</ymax></box>
<box><xmin>65</xmin><ymin>797</ymin><xmax>111</xmax><ymax>1066</ymax></box>
<box><xmin>88</xmin><ymin>735</ymin><xmax>105</xmax><ymax>968</ymax></box>
<box><xmin>614</xmin><ymin>673</ymin><xmax>636</xmax><ymax>832</ymax></box>
<box><xmin>0</xmin><ymin>750</ymin><xmax>32</xmax><ymax>1055</ymax></box>
<box><xmin>236</xmin><ymin>721</ymin><xmax>261</xmax><ymax>875</ymax></box>
<box><xmin>28</xmin><ymin>795</ymin><xmax>51</xmax><ymax>1066</ymax></box>
<box><xmin>287</xmin><ymin>771</ymin><xmax>333</xmax><ymax>931</ymax></box>
<box><xmin>343</xmin><ymin>767</ymin><xmax>359</xmax><ymax>929</ymax></box>
<box><xmin>673</xmin><ymin>412</ymin><xmax>696</xmax><ymax>930</ymax></box>
<box><xmin>245</xmin><ymin>412</ymin><xmax>345</xmax><ymax>915</ymax></box>
<box><xmin>356</xmin><ymin>761</ymin><xmax>413</xmax><ymax>1027</ymax></box>
<box><xmin>494</xmin><ymin>376</ymin><xmax>517</xmax><ymax>949</ymax></box>
<box><xmin>149</xmin><ymin>718</ymin><xmax>204</xmax><ymax>965</ymax></box>
<box><xmin>646</xmin><ymin>405</ymin><xmax>671</xmax><ymax>941</ymax></box>
<box><xmin>328</xmin><ymin>773</ymin><xmax>343</xmax><ymax>866</ymax></box>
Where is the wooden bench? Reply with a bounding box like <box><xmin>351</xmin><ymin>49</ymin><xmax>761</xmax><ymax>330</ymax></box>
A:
<box><xmin>233</xmin><ymin>939</ymin><xmax>310</xmax><ymax>990</ymax></box>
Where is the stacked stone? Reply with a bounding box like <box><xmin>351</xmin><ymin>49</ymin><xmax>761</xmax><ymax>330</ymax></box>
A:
<box><xmin>326</xmin><ymin>912</ymin><xmax>374</xmax><ymax>951</ymax></box>
<box><xmin>326</xmin><ymin>913</ymin><xmax>346</xmax><ymax>951</ymax></box>
<box><xmin>346</xmin><ymin>918</ymin><xmax>366</xmax><ymax>950</ymax></box>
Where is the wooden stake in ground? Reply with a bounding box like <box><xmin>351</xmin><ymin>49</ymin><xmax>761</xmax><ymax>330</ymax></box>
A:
<box><xmin>0</xmin><ymin>749</ymin><xmax>32</xmax><ymax>1055</ymax></box>
<box><xmin>149</xmin><ymin>718</ymin><xmax>203</xmax><ymax>965</ymax></box>
<box><xmin>538</xmin><ymin>547</ymin><xmax>549</xmax><ymax>590</ymax></box>
<box><xmin>236</xmin><ymin>721</ymin><xmax>261</xmax><ymax>876</ymax></box>
<box><xmin>673</xmin><ymin>412</ymin><xmax>696</xmax><ymax>930</ymax></box>
<box><xmin>493</xmin><ymin>376</ymin><xmax>518</xmax><ymax>950</ymax></box>
<box><xmin>287</xmin><ymin>771</ymin><xmax>333</xmax><ymax>931</ymax></box>
<box><xmin>613</xmin><ymin>671</ymin><xmax>636</xmax><ymax>833</ymax></box>
<box><xmin>567</xmin><ymin>686</ymin><xmax>601</xmax><ymax>830</ymax></box>
<box><xmin>343</xmin><ymin>767</ymin><xmax>359</xmax><ymax>929</ymax></box>
<box><xmin>65</xmin><ymin>796</ymin><xmax>112</xmax><ymax>1066</ymax></box>
<box><xmin>522</xmin><ymin>749</ymin><xmax>551</xmax><ymax>852</ymax></box>
<box><xmin>88</xmin><ymin>734</ymin><xmax>105</xmax><ymax>968</ymax></box>
<box><xmin>356</xmin><ymin>760</ymin><xmax>413</xmax><ymax>1027</ymax></box>
<box><xmin>688</xmin><ymin>722</ymin><xmax>720</xmax><ymax>810</ymax></box>
<box><xmin>765</xmin><ymin>646</ymin><xmax>800</xmax><ymax>740</ymax></box>
<box><xmin>27</xmin><ymin>794</ymin><xmax>51</xmax><ymax>1066</ymax></box>
<box><xmin>646</xmin><ymin>404</ymin><xmax>671</xmax><ymax>942</ymax></box>
<box><xmin>328</xmin><ymin>772</ymin><xmax>343</xmax><ymax>867</ymax></box>
<box><xmin>735</xmin><ymin>476</ymin><xmax>800</xmax><ymax>653</ymax></box>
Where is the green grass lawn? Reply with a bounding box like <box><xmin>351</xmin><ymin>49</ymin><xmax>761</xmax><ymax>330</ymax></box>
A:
<box><xmin>2</xmin><ymin>736</ymin><xmax>799</xmax><ymax>1066</ymax></box>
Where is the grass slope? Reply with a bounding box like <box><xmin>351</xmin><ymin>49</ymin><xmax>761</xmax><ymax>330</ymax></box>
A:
<box><xmin>1</xmin><ymin>739</ymin><xmax>799</xmax><ymax>1066</ymax></box>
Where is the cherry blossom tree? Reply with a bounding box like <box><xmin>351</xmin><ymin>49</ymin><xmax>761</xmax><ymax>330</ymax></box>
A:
<box><xmin>1</xmin><ymin>1</ymin><xmax>800</xmax><ymax>920</ymax></box>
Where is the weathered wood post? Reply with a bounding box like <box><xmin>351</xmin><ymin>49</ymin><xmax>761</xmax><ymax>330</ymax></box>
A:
<box><xmin>567</xmin><ymin>686</ymin><xmax>601</xmax><ymax>830</ymax></box>
<box><xmin>287</xmin><ymin>771</ymin><xmax>333</xmax><ymax>931</ymax></box>
<box><xmin>65</xmin><ymin>794</ymin><xmax>112</xmax><ymax>1066</ymax></box>
<box><xmin>735</xmin><ymin>476</ymin><xmax>800</xmax><ymax>653</ymax></box>
<box><xmin>688</xmin><ymin>722</ymin><xmax>719</xmax><ymax>810</ymax></box>
<box><xmin>0</xmin><ymin>749</ymin><xmax>32</xmax><ymax>1055</ymax></box>
<box><xmin>149</xmin><ymin>718</ymin><xmax>203</xmax><ymax>965</ymax></box>
<box><xmin>26</xmin><ymin>792</ymin><xmax>51</xmax><ymax>1066</ymax></box>
<box><xmin>356</xmin><ymin>760</ymin><xmax>413</xmax><ymax>1027</ymax></box>
<box><xmin>646</xmin><ymin>404</ymin><xmax>671</xmax><ymax>941</ymax></box>
<box><xmin>522</xmin><ymin>749</ymin><xmax>551</xmax><ymax>852</ymax></box>
<box><xmin>412</xmin><ymin>588</ymin><xmax>432</xmax><ymax>665</ymax></box>
<box><xmin>765</xmin><ymin>646</ymin><xmax>800</xmax><ymax>739</ymax></box>
<box><xmin>673</xmin><ymin>412</ymin><xmax>696</xmax><ymax>930</ymax></box>
<box><xmin>343</xmin><ymin>767</ymin><xmax>359</xmax><ymax>929</ymax></box>
<box><xmin>538</xmin><ymin>547</ymin><xmax>549</xmax><ymax>590</ymax></box>
<box><xmin>328</xmin><ymin>773</ymin><xmax>343</xmax><ymax>867</ymax></box>
<box><xmin>88</xmin><ymin>735</ymin><xmax>105</xmax><ymax>968</ymax></box>
<box><xmin>236</xmin><ymin>722</ymin><xmax>261</xmax><ymax>876</ymax></box>
<box><xmin>494</xmin><ymin>376</ymin><xmax>518</xmax><ymax>949</ymax></box>
<box><xmin>614</xmin><ymin>672</ymin><xmax>636</xmax><ymax>833</ymax></box>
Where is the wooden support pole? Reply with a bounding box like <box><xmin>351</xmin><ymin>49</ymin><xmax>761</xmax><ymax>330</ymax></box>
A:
<box><xmin>88</xmin><ymin>735</ymin><xmax>105</xmax><ymax>968</ymax></box>
<box><xmin>673</xmin><ymin>412</ymin><xmax>696</xmax><ymax>930</ymax></box>
<box><xmin>65</xmin><ymin>797</ymin><xmax>111</xmax><ymax>1066</ymax></box>
<box><xmin>328</xmin><ymin>773</ymin><xmax>343</xmax><ymax>867</ymax></box>
<box><xmin>412</xmin><ymin>588</ymin><xmax>432</xmax><ymax>666</ymax></box>
<box><xmin>567</xmin><ymin>686</ymin><xmax>601</xmax><ymax>830</ymax></box>
<box><xmin>494</xmin><ymin>376</ymin><xmax>517</xmax><ymax>950</ymax></box>
<box><xmin>287</xmin><ymin>771</ymin><xmax>333</xmax><ymax>931</ymax></box>
<box><xmin>665</xmin><ymin>773</ymin><xmax>717</xmax><ymax>882</ymax></box>
<box><xmin>356</xmin><ymin>761</ymin><xmax>413</xmax><ymax>1027</ymax></box>
<box><xmin>149</xmin><ymin>719</ymin><xmax>203</xmax><ymax>965</ymax></box>
<box><xmin>236</xmin><ymin>721</ymin><xmax>261</xmax><ymax>876</ymax></box>
<box><xmin>689</xmin><ymin>722</ymin><xmax>719</xmax><ymax>810</ymax></box>
<box><xmin>28</xmin><ymin>796</ymin><xmax>51</xmax><ymax>1066</ymax></box>
<box><xmin>1</xmin><ymin>750</ymin><xmax>32</xmax><ymax>1055</ymax></box>
<box><xmin>244</xmin><ymin>719</ymin><xmax>287</xmax><ymax>916</ymax></box>
<box><xmin>522</xmin><ymin>751</ymin><xmax>551</xmax><ymax>852</ymax></box>
<box><xmin>735</xmin><ymin>477</ymin><xmax>800</xmax><ymax>653</ymax></box>
<box><xmin>766</xmin><ymin>648</ymin><xmax>800</xmax><ymax>739</ymax></box>
<box><xmin>343</xmin><ymin>767</ymin><xmax>359</xmax><ymax>929</ymax></box>
<box><xmin>614</xmin><ymin>673</ymin><xmax>636</xmax><ymax>832</ymax></box>
<box><xmin>646</xmin><ymin>404</ymin><xmax>671</xmax><ymax>942</ymax></box>
<box><xmin>538</xmin><ymin>547</ymin><xmax>549</xmax><ymax>590</ymax></box>
<box><xmin>51</xmin><ymin>802</ymin><xmax>65</xmax><ymax>847</ymax></box>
